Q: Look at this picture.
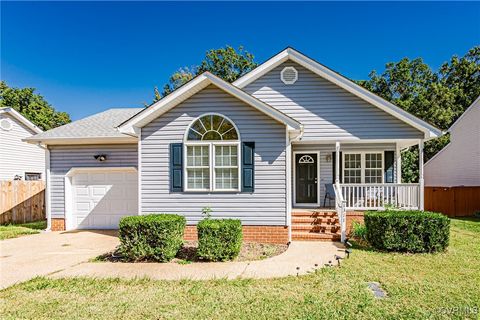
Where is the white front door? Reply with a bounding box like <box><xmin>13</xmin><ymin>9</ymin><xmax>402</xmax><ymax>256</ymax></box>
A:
<box><xmin>71</xmin><ymin>171</ymin><xmax>138</xmax><ymax>229</ymax></box>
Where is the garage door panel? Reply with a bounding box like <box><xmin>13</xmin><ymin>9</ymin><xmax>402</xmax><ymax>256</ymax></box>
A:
<box><xmin>71</xmin><ymin>170</ymin><xmax>138</xmax><ymax>229</ymax></box>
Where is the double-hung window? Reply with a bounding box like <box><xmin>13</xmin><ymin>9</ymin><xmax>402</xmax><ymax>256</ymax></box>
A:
<box><xmin>185</xmin><ymin>114</ymin><xmax>240</xmax><ymax>192</ymax></box>
<box><xmin>343</xmin><ymin>152</ymin><xmax>384</xmax><ymax>184</ymax></box>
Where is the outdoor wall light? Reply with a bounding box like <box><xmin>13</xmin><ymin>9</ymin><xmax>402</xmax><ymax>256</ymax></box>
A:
<box><xmin>94</xmin><ymin>154</ymin><xmax>107</xmax><ymax>162</ymax></box>
<box><xmin>326</xmin><ymin>154</ymin><xmax>332</xmax><ymax>162</ymax></box>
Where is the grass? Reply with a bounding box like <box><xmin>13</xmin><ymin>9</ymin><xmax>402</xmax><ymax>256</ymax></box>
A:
<box><xmin>0</xmin><ymin>218</ymin><xmax>479</xmax><ymax>319</ymax></box>
<box><xmin>0</xmin><ymin>220</ymin><xmax>47</xmax><ymax>240</ymax></box>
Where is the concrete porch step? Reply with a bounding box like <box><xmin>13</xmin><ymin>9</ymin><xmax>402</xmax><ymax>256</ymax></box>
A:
<box><xmin>291</xmin><ymin>231</ymin><xmax>341</xmax><ymax>241</ymax></box>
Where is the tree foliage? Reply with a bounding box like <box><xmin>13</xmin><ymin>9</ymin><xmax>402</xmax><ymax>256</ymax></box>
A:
<box><xmin>359</xmin><ymin>46</ymin><xmax>480</xmax><ymax>182</ymax></box>
<box><xmin>0</xmin><ymin>81</ymin><xmax>71</xmax><ymax>130</ymax></box>
<box><xmin>154</xmin><ymin>46</ymin><xmax>257</xmax><ymax>101</ymax></box>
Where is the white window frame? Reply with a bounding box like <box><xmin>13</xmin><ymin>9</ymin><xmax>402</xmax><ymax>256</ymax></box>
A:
<box><xmin>342</xmin><ymin>151</ymin><xmax>384</xmax><ymax>184</ymax></box>
<box><xmin>183</xmin><ymin>113</ymin><xmax>241</xmax><ymax>192</ymax></box>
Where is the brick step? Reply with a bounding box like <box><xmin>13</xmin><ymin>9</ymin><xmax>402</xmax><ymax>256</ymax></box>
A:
<box><xmin>291</xmin><ymin>216</ymin><xmax>339</xmax><ymax>224</ymax></box>
<box><xmin>291</xmin><ymin>224</ymin><xmax>340</xmax><ymax>232</ymax></box>
<box><xmin>291</xmin><ymin>231</ymin><xmax>341</xmax><ymax>241</ymax></box>
<box><xmin>291</xmin><ymin>210</ymin><xmax>337</xmax><ymax>218</ymax></box>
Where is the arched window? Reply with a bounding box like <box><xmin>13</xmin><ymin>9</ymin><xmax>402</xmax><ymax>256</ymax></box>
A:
<box><xmin>184</xmin><ymin>114</ymin><xmax>240</xmax><ymax>191</ymax></box>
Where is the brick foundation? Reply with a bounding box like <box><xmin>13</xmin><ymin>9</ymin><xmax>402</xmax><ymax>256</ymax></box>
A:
<box><xmin>184</xmin><ymin>225</ymin><xmax>289</xmax><ymax>244</ymax></box>
<box><xmin>346</xmin><ymin>211</ymin><xmax>365</xmax><ymax>235</ymax></box>
<box><xmin>51</xmin><ymin>218</ymin><xmax>65</xmax><ymax>231</ymax></box>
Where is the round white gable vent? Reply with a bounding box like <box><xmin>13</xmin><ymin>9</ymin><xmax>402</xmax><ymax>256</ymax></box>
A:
<box><xmin>281</xmin><ymin>66</ymin><xmax>298</xmax><ymax>85</ymax></box>
<box><xmin>0</xmin><ymin>118</ymin><xmax>13</xmax><ymax>131</ymax></box>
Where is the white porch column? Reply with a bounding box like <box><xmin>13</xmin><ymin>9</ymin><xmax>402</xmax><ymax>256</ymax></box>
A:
<box><xmin>396</xmin><ymin>143</ymin><xmax>402</xmax><ymax>184</ymax></box>
<box><xmin>419</xmin><ymin>139</ymin><xmax>425</xmax><ymax>210</ymax></box>
<box><xmin>286</xmin><ymin>131</ymin><xmax>292</xmax><ymax>242</ymax></box>
<box><xmin>335</xmin><ymin>141</ymin><xmax>340</xmax><ymax>185</ymax></box>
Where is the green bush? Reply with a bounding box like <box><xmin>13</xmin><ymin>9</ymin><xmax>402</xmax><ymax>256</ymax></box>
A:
<box><xmin>118</xmin><ymin>214</ymin><xmax>186</xmax><ymax>262</ymax></box>
<box><xmin>197</xmin><ymin>219</ymin><xmax>242</xmax><ymax>261</ymax></box>
<box><xmin>364</xmin><ymin>210</ymin><xmax>450</xmax><ymax>253</ymax></box>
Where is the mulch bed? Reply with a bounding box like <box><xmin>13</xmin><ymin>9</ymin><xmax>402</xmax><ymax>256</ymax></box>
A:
<box><xmin>95</xmin><ymin>241</ymin><xmax>288</xmax><ymax>263</ymax></box>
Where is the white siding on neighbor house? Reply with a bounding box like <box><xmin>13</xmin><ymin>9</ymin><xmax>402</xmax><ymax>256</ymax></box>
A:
<box><xmin>49</xmin><ymin>144</ymin><xmax>138</xmax><ymax>219</ymax></box>
<box><xmin>141</xmin><ymin>85</ymin><xmax>287</xmax><ymax>226</ymax></box>
<box><xmin>425</xmin><ymin>101</ymin><xmax>480</xmax><ymax>187</ymax></box>
<box><xmin>0</xmin><ymin>113</ymin><xmax>45</xmax><ymax>180</ymax></box>
<box><xmin>244</xmin><ymin>61</ymin><xmax>424</xmax><ymax>141</ymax></box>
<box><xmin>292</xmin><ymin>143</ymin><xmax>397</xmax><ymax>204</ymax></box>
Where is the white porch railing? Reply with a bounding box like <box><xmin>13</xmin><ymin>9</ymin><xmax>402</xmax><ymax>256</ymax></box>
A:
<box><xmin>339</xmin><ymin>183</ymin><xmax>420</xmax><ymax>210</ymax></box>
<box><xmin>333</xmin><ymin>183</ymin><xmax>347</xmax><ymax>243</ymax></box>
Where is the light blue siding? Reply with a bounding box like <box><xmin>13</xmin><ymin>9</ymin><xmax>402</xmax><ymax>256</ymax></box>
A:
<box><xmin>244</xmin><ymin>61</ymin><xmax>423</xmax><ymax>140</ymax></box>
<box><xmin>49</xmin><ymin>144</ymin><xmax>138</xmax><ymax>219</ymax></box>
<box><xmin>141</xmin><ymin>85</ymin><xmax>287</xmax><ymax>225</ymax></box>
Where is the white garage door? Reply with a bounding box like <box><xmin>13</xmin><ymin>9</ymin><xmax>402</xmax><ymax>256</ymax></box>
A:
<box><xmin>71</xmin><ymin>170</ymin><xmax>138</xmax><ymax>229</ymax></box>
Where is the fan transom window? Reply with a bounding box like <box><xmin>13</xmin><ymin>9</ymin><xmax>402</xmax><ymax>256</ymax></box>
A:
<box><xmin>187</xmin><ymin>114</ymin><xmax>238</xmax><ymax>141</ymax></box>
<box><xmin>185</xmin><ymin>114</ymin><xmax>240</xmax><ymax>192</ymax></box>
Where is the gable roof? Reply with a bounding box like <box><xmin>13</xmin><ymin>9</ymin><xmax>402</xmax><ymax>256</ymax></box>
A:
<box><xmin>0</xmin><ymin>107</ymin><xmax>43</xmax><ymax>134</ymax></box>
<box><xmin>233</xmin><ymin>47</ymin><xmax>442</xmax><ymax>140</ymax></box>
<box><xmin>118</xmin><ymin>72</ymin><xmax>302</xmax><ymax>135</ymax></box>
<box><xmin>448</xmin><ymin>95</ymin><xmax>480</xmax><ymax>132</ymax></box>
<box><xmin>25</xmin><ymin>108</ymin><xmax>142</xmax><ymax>145</ymax></box>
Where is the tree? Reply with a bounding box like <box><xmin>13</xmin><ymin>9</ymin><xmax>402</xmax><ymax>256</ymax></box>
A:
<box><xmin>0</xmin><ymin>81</ymin><xmax>71</xmax><ymax>130</ymax></box>
<box><xmin>359</xmin><ymin>46</ymin><xmax>480</xmax><ymax>182</ymax></box>
<box><xmin>154</xmin><ymin>46</ymin><xmax>257</xmax><ymax>101</ymax></box>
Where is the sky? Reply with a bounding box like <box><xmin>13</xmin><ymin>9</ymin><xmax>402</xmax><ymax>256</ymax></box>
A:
<box><xmin>1</xmin><ymin>1</ymin><xmax>479</xmax><ymax>120</ymax></box>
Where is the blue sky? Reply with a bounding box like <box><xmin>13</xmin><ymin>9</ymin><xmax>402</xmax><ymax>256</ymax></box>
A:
<box><xmin>1</xmin><ymin>2</ymin><xmax>479</xmax><ymax>120</ymax></box>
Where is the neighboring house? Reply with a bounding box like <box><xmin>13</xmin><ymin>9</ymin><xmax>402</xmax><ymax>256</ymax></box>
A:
<box><xmin>26</xmin><ymin>48</ymin><xmax>442</xmax><ymax>243</ymax></box>
<box><xmin>0</xmin><ymin>107</ymin><xmax>45</xmax><ymax>181</ymax></box>
<box><xmin>425</xmin><ymin>96</ymin><xmax>480</xmax><ymax>187</ymax></box>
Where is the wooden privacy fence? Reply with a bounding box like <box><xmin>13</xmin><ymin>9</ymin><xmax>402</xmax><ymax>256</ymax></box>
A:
<box><xmin>425</xmin><ymin>186</ymin><xmax>480</xmax><ymax>217</ymax></box>
<box><xmin>0</xmin><ymin>180</ymin><xmax>46</xmax><ymax>224</ymax></box>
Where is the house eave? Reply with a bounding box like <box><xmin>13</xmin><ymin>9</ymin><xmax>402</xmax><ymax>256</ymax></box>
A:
<box><xmin>23</xmin><ymin>136</ymin><xmax>138</xmax><ymax>146</ymax></box>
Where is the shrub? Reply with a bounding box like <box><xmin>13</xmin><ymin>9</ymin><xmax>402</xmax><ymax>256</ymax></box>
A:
<box><xmin>197</xmin><ymin>219</ymin><xmax>242</xmax><ymax>261</ymax></box>
<box><xmin>364</xmin><ymin>210</ymin><xmax>450</xmax><ymax>253</ymax></box>
<box><xmin>351</xmin><ymin>221</ymin><xmax>367</xmax><ymax>241</ymax></box>
<box><xmin>118</xmin><ymin>214</ymin><xmax>186</xmax><ymax>262</ymax></box>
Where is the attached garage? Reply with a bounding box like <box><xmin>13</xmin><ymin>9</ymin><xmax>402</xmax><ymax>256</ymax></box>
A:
<box><xmin>65</xmin><ymin>167</ymin><xmax>138</xmax><ymax>230</ymax></box>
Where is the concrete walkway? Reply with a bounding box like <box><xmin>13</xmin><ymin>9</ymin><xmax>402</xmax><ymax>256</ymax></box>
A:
<box><xmin>51</xmin><ymin>242</ymin><xmax>345</xmax><ymax>281</ymax></box>
<box><xmin>1</xmin><ymin>231</ymin><xmax>345</xmax><ymax>289</ymax></box>
<box><xmin>0</xmin><ymin>230</ymin><xmax>119</xmax><ymax>289</ymax></box>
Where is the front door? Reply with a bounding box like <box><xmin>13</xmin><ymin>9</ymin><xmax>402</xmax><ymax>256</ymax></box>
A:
<box><xmin>295</xmin><ymin>153</ymin><xmax>318</xmax><ymax>204</ymax></box>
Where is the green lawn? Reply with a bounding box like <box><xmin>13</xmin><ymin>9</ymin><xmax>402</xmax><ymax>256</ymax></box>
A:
<box><xmin>1</xmin><ymin>218</ymin><xmax>479</xmax><ymax>319</ymax></box>
<box><xmin>0</xmin><ymin>220</ymin><xmax>47</xmax><ymax>240</ymax></box>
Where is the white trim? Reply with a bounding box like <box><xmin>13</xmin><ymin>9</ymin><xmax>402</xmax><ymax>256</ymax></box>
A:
<box><xmin>138</xmin><ymin>130</ymin><xmax>142</xmax><ymax>215</ymax></box>
<box><xmin>233</xmin><ymin>48</ymin><xmax>442</xmax><ymax>140</ymax></box>
<box><xmin>0</xmin><ymin>107</ymin><xmax>43</xmax><ymax>134</ymax></box>
<box><xmin>24</xmin><ymin>136</ymin><xmax>138</xmax><ymax>145</ymax></box>
<box><xmin>281</xmin><ymin>66</ymin><xmax>298</xmax><ymax>85</ymax></box>
<box><xmin>285</xmin><ymin>128</ymin><xmax>292</xmax><ymax>242</ymax></box>
<box><xmin>342</xmin><ymin>151</ymin><xmax>384</xmax><ymax>184</ymax></box>
<box><xmin>293</xmin><ymin>151</ymin><xmax>320</xmax><ymax>207</ymax></box>
<box><xmin>45</xmin><ymin>148</ymin><xmax>51</xmax><ymax>231</ymax></box>
<box><xmin>64</xmin><ymin>166</ymin><xmax>138</xmax><ymax>231</ymax></box>
<box><xmin>117</xmin><ymin>72</ymin><xmax>302</xmax><ymax>135</ymax></box>
<box><xmin>396</xmin><ymin>143</ymin><xmax>402</xmax><ymax>183</ymax></box>
<box><xmin>419</xmin><ymin>139</ymin><xmax>425</xmax><ymax>211</ymax></box>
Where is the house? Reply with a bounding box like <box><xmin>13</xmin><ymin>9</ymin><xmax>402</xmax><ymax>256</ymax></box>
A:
<box><xmin>425</xmin><ymin>96</ymin><xmax>480</xmax><ymax>187</ymax></box>
<box><xmin>0</xmin><ymin>107</ymin><xmax>45</xmax><ymax>181</ymax></box>
<box><xmin>25</xmin><ymin>48</ymin><xmax>442</xmax><ymax>243</ymax></box>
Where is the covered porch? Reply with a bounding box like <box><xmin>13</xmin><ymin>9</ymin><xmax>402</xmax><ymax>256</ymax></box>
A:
<box><xmin>290</xmin><ymin>140</ymin><xmax>426</xmax><ymax>242</ymax></box>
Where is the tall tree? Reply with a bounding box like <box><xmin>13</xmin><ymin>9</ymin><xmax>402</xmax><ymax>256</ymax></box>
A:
<box><xmin>0</xmin><ymin>81</ymin><xmax>71</xmax><ymax>130</ymax></box>
<box><xmin>359</xmin><ymin>46</ymin><xmax>480</xmax><ymax>182</ymax></box>
<box><xmin>154</xmin><ymin>46</ymin><xmax>257</xmax><ymax>102</ymax></box>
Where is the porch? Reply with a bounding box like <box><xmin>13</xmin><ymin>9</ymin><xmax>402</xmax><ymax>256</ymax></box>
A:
<box><xmin>290</xmin><ymin>140</ymin><xmax>426</xmax><ymax>242</ymax></box>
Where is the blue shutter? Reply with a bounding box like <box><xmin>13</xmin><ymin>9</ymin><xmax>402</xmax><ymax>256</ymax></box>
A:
<box><xmin>242</xmin><ymin>142</ymin><xmax>255</xmax><ymax>192</ymax></box>
<box><xmin>170</xmin><ymin>143</ymin><xmax>183</xmax><ymax>192</ymax></box>
<box><xmin>384</xmin><ymin>151</ymin><xmax>394</xmax><ymax>183</ymax></box>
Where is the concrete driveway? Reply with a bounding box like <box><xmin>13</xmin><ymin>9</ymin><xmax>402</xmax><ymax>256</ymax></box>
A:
<box><xmin>0</xmin><ymin>230</ymin><xmax>119</xmax><ymax>289</ymax></box>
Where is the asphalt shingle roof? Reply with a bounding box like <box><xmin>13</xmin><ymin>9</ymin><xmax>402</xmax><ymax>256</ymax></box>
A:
<box><xmin>28</xmin><ymin>108</ymin><xmax>143</xmax><ymax>140</ymax></box>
